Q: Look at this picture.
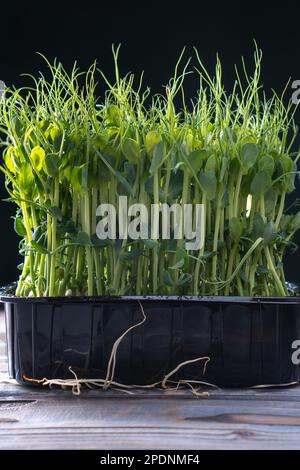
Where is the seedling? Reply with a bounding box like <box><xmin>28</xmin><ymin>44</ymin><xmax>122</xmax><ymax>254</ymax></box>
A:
<box><xmin>1</xmin><ymin>46</ymin><xmax>299</xmax><ymax>297</ymax></box>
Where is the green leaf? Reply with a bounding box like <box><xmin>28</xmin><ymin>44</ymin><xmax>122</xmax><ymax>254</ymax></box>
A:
<box><xmin>250</xmin><ymin>170</ymin><xmax>272</xmax><ymax>197</ymax></box>
<box><xmin>119</xmin><ymin>248</ymin><xmax>142</xmax><ymax>261</ymax></box>
<box><xmin>32</xmin><ymin>225</ymin><xmax>43</xmax><ymax>242</ymax></box>
<box><xmin>31</xmin><ymin>240</ymin><xmax>48</xmax><ymax>255</ymax></box>
<box><xmin>176</xmin><ymin>272</ymin><xmax>192</xmax><ymax>287</ymax></box>
<box><xmin>13</xmin><ymin>118</ymin><xmax>23</xmax><ymax>138</ymax></box>
<box><xmin>175</xmin><ymin>247</ymin><xmax>188</xmax><ymax>262</ymax></box>
<box><xmin>124</xmin><ymin>162</ymin><xmax>136</xmax><ymax>186</ymax></box>
<box><xmin>291</xmin><ymin>212</ymin><xmax>300</xmax><ymax>232</ymax></box>
<box><xmin>143</xmin><ymin>239</ymin><xmax>157</xmax><ymax>249</ymax></box>
<box><xmin>252</xmin><ymin>213</ymin><xmax>265</xmax><ymax>240</ymax></box>
<box><xmin>57</xmin><ymin>219</ymin><xmax>77</xmax><ymax>235</ymax></box>
<box><xmin>187</xmin><ymin>149</ymin><xmax>208</xmax><ymax>173</ymax></box>
<box><xmin>33</xmin><ymin>173</ymin><xmax>45</xmax><ymax>194</ymax></box>
<box><xmin>76</xmin><ymin>231</ymin><xmax>91</xmax><ymax>245</ymax></box>
<box><xmin>71</xmin><ymin>166</ymin><xmax>82</xmax><ymax>192</ymax></box>
<box><xmin>4</xmin><ymin>149</ymin><xmax>16</xmax><ymax>174</ymax></box>
<box><xmin>229</xmin><ymin>217</ymin><xmax>243</xmax><ymax>243</ymax></box>
<box><xmin>199</xmin><ymin>170</ymin><xmax>217</xmax><ymax>200</ymax></box>
<box><xmin>107</xmin><ymin>105</ymin><xmax>121</xmax><ymax>126</ymax></box>
<box><xmin>48</xmin><ymin>206</ymin><xmax>63</xmax><ymax>222</ymax></box>
<box><xmin>30</xmin><ymin>146</ymin><xmax>45</xmax><ymax>172</ymax></box>
<box><xmin>49</xmin><ymin>125</ymin><xmax>61</xmax><ymax>144</ymax></box>
<box><xmin>166</xmin><ymin>172</ymin><xmax>184</xmax><ymax>201</ymax></box>
<box><xmin>145</xmin><ymin>131</ymin><xmax>162</xmax><ymax>156</ymax></box>
<box><xmin>122</xmin><ymin>138</ymin><xmax>140</xmax><ymax>164</ymax></box>
<box><xmin>19</xmin><ymin>163</ymin><xmax>34</xmax><ymax>192</ymax></box>
<box><xmin>115</xmin><ymin>170</ymin><xmax>134</xmax><ymax>197</ymax></box>
<box><xmin>263</xmin><ymin>221</ymin><xmax>276</xmax><ymax>245</ymax></box>
<box><xmin>258</xmin><ymin>155</ymin><xmax>274</xmax><ymax>174</ymax></box>
<box><xmin>149</xmin><ymin>141</ymin><xmax>165</xmax><ymax>175</ymax></box>
<box><xmin>14</xmin><ymin>216</ymin><xmax>27</xmax><ymax>237</ymax></box>
<box><xmin>96</xmin><ymin>157</ymin><xmax>110</xmax><ymax>181</ymax></box>
<box><xmin>91</xmin><ymin>234</ymin><xmax>111</xmax><ymax>247</ymax></box>
<box><xmin>240</xmin><ymin>142</ymin><xmax>259</xmax><ymax>174</ymax></box>
<box><xmin>265</xmin><ymin>199</ymin><xmax>275</xmax><ymax>217</ymax></box>
<box><xmin>70</xmin><ymin>163</ymin><xmax>89</xmax><ymax>192</ymax></box>
<box><xmin>169</xmin><ymin>258</ymin><xmax>185</xmax><ymax>270</ymax></box>
<box><xmin>279</xmin><ymin>214</ymin><xmax>292</xmax><ymax>233</ymax></box>
<box><xmin>280</xmin><ymin>156</ymin><xmax>297</xmax><ymax>193</ymax></box>
<box><xmin>229</xmin><ymin>157</ymin><xmax>241</xmax><ymax>177</ymax></box>
<box><xmin>201</xmin><ymin>250</ymin><xmax>216</xmax><ymax>259</ymax></box>
<box><xmin>53</xmin><ymin>131</ymin><xmax>64</xmax><ymax>153</ymax></box>
<box><xmin>265</xmin><ymin>187</ymin><xmax>276</xmax><ymax>201</ymax></box>
<box><xmin>221</xmin><ymin>190</ymin><xmax>229</xmax><ymax>208</ymax></box>
<box><xmin>281</xmin><ymin>155</ymin><xmax>294</xmax><ymax>174</ymax></box>
<box><xmin>205</xmin><ymin>154</ymin><xmax>217</xmax><ymax>172</ymax></box>
<box><xmin>45</xmin><ymin>154</ymin><xmax>58</xmax><ymax>177</ymax></box>
<box><xmin>163</xmin><ymin>270</ymin><xmax>174</xmax><ymax>287</ymax></box>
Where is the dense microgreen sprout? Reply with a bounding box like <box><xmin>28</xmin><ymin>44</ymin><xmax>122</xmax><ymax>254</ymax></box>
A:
<box><xmin>1</xmin><ymin>46</ymin><xmax>300</xmax><ymax>297</ymax></box>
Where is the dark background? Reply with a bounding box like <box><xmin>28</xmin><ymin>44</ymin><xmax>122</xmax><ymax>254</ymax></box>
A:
<box><xmin>1</xmin><ymin>1</ymin><xmax>300</xmax><ymax>286</ymax></box>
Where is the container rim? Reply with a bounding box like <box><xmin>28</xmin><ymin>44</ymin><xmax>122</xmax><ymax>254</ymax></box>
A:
<box><xmin>1</xmin><ymin>284</ymin><xmax>300</xmax><ymax>305</ymax></box>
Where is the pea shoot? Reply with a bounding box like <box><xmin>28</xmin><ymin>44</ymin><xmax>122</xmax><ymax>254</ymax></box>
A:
<box><xmin>1</xmin><ymin>46</ymin><xmax>300</xmax><ymax>297</ymax></box>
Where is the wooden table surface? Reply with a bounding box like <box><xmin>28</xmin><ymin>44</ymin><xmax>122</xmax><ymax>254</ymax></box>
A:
<box><xmin>1</xmin><ymin>309</ymin><xmax>300</xmax><ymax>450</ymax></box>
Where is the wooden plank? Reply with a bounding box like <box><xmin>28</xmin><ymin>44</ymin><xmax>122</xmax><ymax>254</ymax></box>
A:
<box><xmin>0</xmin><ymin>391</ymin><xmax>300</xmax><ymax>449</ymax></box>
<box><xmin>1</xmin><ymin>425</ymin><xmax>300</xmax><ymax>450</ymax></box>
<box><xmin>2</xmin><ymin>380</ymin><xmax>300</xmax><ymax>402</ymax></box>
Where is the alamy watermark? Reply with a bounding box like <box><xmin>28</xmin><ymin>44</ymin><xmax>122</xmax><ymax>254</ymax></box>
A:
<box><xmin>0</xmin><ymin>80</ymin><xmax>5</xmax><ymax>102</ymax></box>
<box><xmin>292</xmin><ymin>340</ymin><xmax>300</xmax><ymax>364</ymax></box>
<box><xmin>291</xmin><ymin>80</ymin><xmax>300</xmax><ymax>104</ymax></box>
<box><xmin>95</xmin><ymin>197</ymin><xmax>205</xmax><ymax>251</ymax></box>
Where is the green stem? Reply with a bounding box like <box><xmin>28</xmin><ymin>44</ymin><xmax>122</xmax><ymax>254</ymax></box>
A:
<box><xmin>233</xmin><ymin>170</ymin><xmax>242</xmax><ymax>217</ymax></box>
<box><xmin>21</xmin><ymin>201</ymin><xmax>36</xmax><ymax>296</ymax></box>
<box><xmin>49</xmin><ymin>179</ymin><xmax>59</xmax><ymax>296</ymax></box>
<box><xmin>249</xmin><ymin>250</ymin><xmax>260</xmax><ymax>296</ymax></box>
<box><xmin>275</xmin><ymin>193</ymin><xmax>285</xmax><ymax>229</ymax></box>
<box><xmin>224</xmin><ymin>243</ymin><xmax>238</xmax><ymax>295</ymax></box>
<box><xmin>93</xmin><ymin>248</ymin><xmax>103</xmax><ymax>295</ymax></box>
<box><xmin>152</xmin><ymin>170</ymin><xmax>160</xmax><ymax>293</ymax></box>
<box><xmin>264</xmin><ymin>246</ymin><xmax>286</xmax><ymax>296</ymax></box>
<box><xmin>84</xmin><ymin>193</ymin><xmax>94</xmax><ymax>296</ymax></box>
<box><xmin>212</xmin><ymin>190</ymin><xmax>221</xmax><ymax>292</ymax></box>
<box><xmin>222</xmin><ymin>237</ymin><xmax>264</xmax><ymax>289</ymax></box>
<box><xmin>193</xmin><ymin>192</ymin><xmax>206</xmax><ymax>294</ymax></box>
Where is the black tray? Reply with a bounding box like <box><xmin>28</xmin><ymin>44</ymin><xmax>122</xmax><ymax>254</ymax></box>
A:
<box><xmin>1</xmin><ymin>293</ymin><xmax>300</xmax><ymax>387</ymax></box>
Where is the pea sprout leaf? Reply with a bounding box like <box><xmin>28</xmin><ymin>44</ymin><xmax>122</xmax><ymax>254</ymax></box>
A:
<box><xmin>30</xmin><ymin>146</ymin><xmax>45</xmax><ymax>172</ymax></box>
<box><xmin>14</xmin><ymin>216</ymin><xmax>27</xmax><ymax>237</ymax></box>
<box><xmin>250</xmin><ymin>170</ymin><xmax>272</xmax><ymax>197</ymax></box>
<box><xmin>199</xmin><ymin>170</ymin><xmax>217</xmax><ymax>200</ymax></box>
<box><xmin>44</xmin><ymin>154</ymin><xmax>58</xmax><ymax>177</ymax></box>
<box><xmin>122</xmin><ymin>138</ymin><xmax>140</xmax><ymax>164</ymax></box>
<box><xmin>229</xmin><ymin>217</ymin><xmax>243</xmax><ymax>243</ymax></box>
<box><xmin>188</xmin><ymin>148</ymin><xmax>208</xmax><ymax>173</ymax></box>
<box><xmin>149</xmin><ymin>141</ymin><xmax>166</xmax><ymax>175</ymax></box>
<box><xmin>240</xmin><ymin>142</ymin><xmax>259</xmax><ymax>175</ymax></box>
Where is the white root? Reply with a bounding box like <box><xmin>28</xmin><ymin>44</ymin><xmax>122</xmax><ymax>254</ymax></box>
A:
<box><xmin>103</xmin><ymin>300</ymin><xmax>147</xmax><ymax>390</ymax></box>
<box><xmin>161</xmin><ymin>356</ymin><xmax>210</xmax><ymax>389</ymax></box>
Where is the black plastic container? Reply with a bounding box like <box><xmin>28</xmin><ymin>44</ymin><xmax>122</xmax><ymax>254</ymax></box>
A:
<box><xmin>1</xmin><ymin>293</ymin><xmax>300</xmax><ymax>387</ymax></box>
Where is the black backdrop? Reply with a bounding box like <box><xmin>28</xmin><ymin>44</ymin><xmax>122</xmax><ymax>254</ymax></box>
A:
<box><xmin>1</xmin><ymin>1</ymin><xmax>300</xmax><ymax>286</ymax></box>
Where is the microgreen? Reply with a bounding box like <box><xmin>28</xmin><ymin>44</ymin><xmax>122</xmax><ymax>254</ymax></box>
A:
<box><xmin>1</xmin><ymin>46</ymin><xmax>300</xmax><ymax>297</ymax></box>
